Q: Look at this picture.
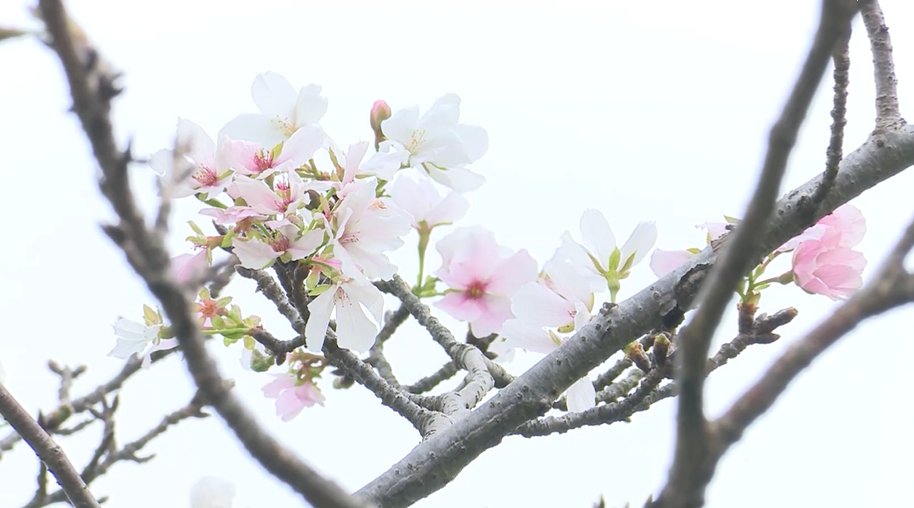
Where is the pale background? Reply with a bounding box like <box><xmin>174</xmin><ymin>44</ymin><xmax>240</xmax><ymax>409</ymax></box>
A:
<box><xmin>1</xmin><ymin>1</ymin><xmax>912</xmax><ymax>507</ymax></box>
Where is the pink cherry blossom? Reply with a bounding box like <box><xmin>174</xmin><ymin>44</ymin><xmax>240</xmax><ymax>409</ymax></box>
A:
<box><xmin>649</xmin><ymin>249</ymin><xmax>695</xmax><ymax>278</ymax></box>
<box><xmin>228</xmin><ymin>171</ymin><xmax>311</xmax><ymax>222</ymax></box>
<box><xmin>780</xmin><ymin>204</ymin><xmax>866</xmax><ymax>252</ymax></box>
<box><xmin>792</xmin><ymin>226</ymin><xmax>866</xmax><ymax>300</ymax></box>
<box><xmin>435</xmin><ymin>227</ymin><xmax>537</xmax><ymax>336</ymax></box>
<box><xmin>151</xmin><ymin>119</ymin><xmax>233</xmax><ymax>198</ymax></box>
<box><xmin>261</xmin><ymin>373</ymin><xmax>325</xmax><ymax>421</ymax></box>
<box><xmin>327</xmin><ymin>178</ymin><xmax>410</xmax><ymax>279</ymax></box>
<box><xmin>216</xmin><ymin>125</ymin><xmax>322</xmax><ymax>179</ymax></box>
<box><xmin>232</xmin><ymin>226</ymin><xmax>323</xmax><ymax>269</ymax></box>
<box><xmin>170</xmin><ymin>249</ymin><xmax>210</xmax><ymax>285</ymax></box>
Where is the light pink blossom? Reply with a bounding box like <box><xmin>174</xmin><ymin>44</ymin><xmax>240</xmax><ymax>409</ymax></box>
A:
<box><xmin>792</xmin><ymin>227</ymin><xmax>866</xmax><ymax>300</ymax></box>
<box><xmin>216</xmin><ymin>125</ymin><xmax>322</xmax><ymax>179</ymax></box>
<box><xmin>262</xmin><ymin>373</ymin><xmax>325</xmax><ymax>421</ymax></box>
<box><xmin>780</xmin><ymin>204</ymin><xmax>866</xmax><ymax>252</ymax></box>
<box><xmin>170</xmin><ymin>249</ymin><xmax>210</xmax><ymax>285</ymax></box>
<box><xmin>232</xmin><ymin>226</ymin><xmax>323</xmax><ymax>269</ymax></box>
<box><xmin>327</xmin><ymin>178</ymin><xmax>410</xmax><ymax>279</ymax></box>
<box><xmin>649</xmin><ymin>249</ymin><xmax>696</xmax><ymax>278</ymax></box>
<box><xmin>151</xmin><ymin>119</ymin><xmax>233</xmax><ymax>198</ymax></box>
<box><xmin>435</xmin><ymin>227</ymin><xmax>537</xmax><ymax>336</ymax></box>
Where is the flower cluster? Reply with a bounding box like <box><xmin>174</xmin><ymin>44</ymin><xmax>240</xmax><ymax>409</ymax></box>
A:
<box><xmin>438</xmin><ymin>211</ymin><xmax>658</xmax><ymax>411</ymax></box>
<box><xmin>150</xmin><ymin>73</ymin><xmax>487</xmax><ymax>353</ymax></box>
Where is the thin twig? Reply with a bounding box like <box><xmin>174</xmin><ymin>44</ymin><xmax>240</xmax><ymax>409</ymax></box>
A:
<box><xmin>859</xmin><ymin>0</ymin><xmax>904</xmax><ymax>130</ymax></box>
<box><xmin>812</xmin><ymin>30</ymin><xmax>852</xmax><ymax>207</ymax></box>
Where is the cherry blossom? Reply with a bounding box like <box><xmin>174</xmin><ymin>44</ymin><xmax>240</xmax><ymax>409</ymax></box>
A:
<box><xmin>327</xmin><ymin>178</ymin><xmax>410</xmax><ymax>280</ymax></box>
<box><xmin>304</xmin><ymin>272</ymin><xmax>385</xmax><ymax>352</ymax></box>
<box><xmin>190</xmin><ymin>477</ymin><xmax>236</xmax><ymax>508</ymax></box>
<box><xmin>381</xmin><ymin>94</ymin><xmax>488</xmax><ymax>192</ymax></box>
<box><xmin>216</xmin><ymin>125</ymin><xmax>322</xmax><ymax>179</ymax></box>
<box><xmin>499</xmin><ymin>256</ymin><xmax>596</xmax><ymax>411</ymax></box>
<box><xmin>332</xmin><ymin>140</ymin><xmax>407</xmax><ymax>188</ymax></box>
<box><xmin>228</xmin><ymin>171</ymin><xmax>311</xmax><ymax>222</ymax></box>
<box><xmin>435</xmin><ymin>227</ymin><xmax>537</xmax><ymax>336</ymax></box>
<box><xmin>151</xmin><ymin>119</ymin><xmax>233</xmax><ymax>198</ymax></box>
<box><xmin>232</xmin><ymin>226</ymin><xmax>324</xmax><ymax>270</ymax></box>
<box><xmin>792</xmin><ymin>226</ymin><xmax>866</xmax><ymax>299</ymax></box>
<box><xmin>170</xmin><ymin>249</ymin><xmax>210</xmax><ymax>285</ymax></box>
<box><xmin>262</xmin><ymin>373</ymin><xmax>326</xmax><ymax>421</ymax></box>
<box><xmin>559</xmin><ymin>209</ymin><xmax>657</xmax><ymax>301</ymax></box>
<box><xmin>220</xmin><ymin>72</ymin><xmax>328</xmax><ymax>148</ymax></box>
<box><xmin>109</xmin><ymin>314</ymin><xmax>178</xmax><ymax>368</ymax></box>
<box><xmin>388</xmin><ymin>174</ymin><xmax>469</xmax><ymax>231</ymax></box>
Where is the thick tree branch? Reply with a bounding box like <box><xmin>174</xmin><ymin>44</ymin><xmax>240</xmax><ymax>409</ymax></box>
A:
<box><xmin>356</xmin><ymin>70</ymin><xmax>914</xmax><ymax>508</ymax></box>
<box><xmin>0</xmin><ymin>385</ymin><xmax>99</xmax><ymax>508</ymax></box>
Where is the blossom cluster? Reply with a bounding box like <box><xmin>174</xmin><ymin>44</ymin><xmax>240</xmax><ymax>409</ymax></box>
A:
<box><xmin>108</xmin><ymin>73</ymin><xmax>869</xmax><ymax>422</ymax></box>
<box><xmin>156</xmin><ymin>73</ymin><xmax>485</xmax><ymax>354</ymax></box>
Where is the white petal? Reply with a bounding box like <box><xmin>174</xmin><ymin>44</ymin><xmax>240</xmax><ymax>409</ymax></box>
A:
<box><xmin>565</xmin><ymin>376</ymin><xmax>596</xmax><ymax>412</ymax></box>
<box><xmin>499</xmin><ymin>319</ymin><xmax>557</xmax><ymax>355</ymax></box>
<box><xmin>294</xmin><ymin>84</ymin><xmax>328</xmax><ymax>126</ymax></box>
<box><xmin>510</xmin><ymin>282</ymin><xmax>573</xmax><ymax>327</ymax></box>
<box><xmin>190</xmin><ymin>476</ymin><xmax>236</xmax><ymax>508</ymax></box>
<box><xmin>305</xmin><ymin>289</ymin><xmax>335</xmax><ymax>352</ymax></box>
<box><xmin>453</xmin><ymin>124</ymin><xmax>488</xmax><ymax>162</ymax></box>
<box><xmin>220</xmin><ymin>114</ymin><xmax>285</xmax><ymax>147</ymax></box>
<box><xmin>579</xmin><ymin>209</ymin><xmax>616</xmax><ymax>267</ymax></box>
<box><xmin>252</xmin><ymin>72</ymin><xmax>296</xmax><ymax>117</ymax></box>
<box><xmin>620</xmin><ymin>222</ymin><xmax>658</xmax><ymax>266</ymax></box>
<box><xmin>426</xmin><ymin>165</ymin><xmax>485</xmax><ymax>193</ymax></box>
<box><xmin>381</xmin><ymin>106</ymin><xmax>420</xmax><ymax>145</ymax></box>
<box><xmin>335</xmin><ymin>291</ymin><xmax>379</xmax><ymax>352</ymax></box>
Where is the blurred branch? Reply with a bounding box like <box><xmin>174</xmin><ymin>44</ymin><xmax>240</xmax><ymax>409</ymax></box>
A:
<box><xmin>0</xmin><ymin>384</ymin><xmax>99</xmax><ymax>507</ymax></box>
<box><xmin>37</xmin><ymin>0</ymin><xmax>365</xmax><ymax>506</ymax></box>
<box><xmin>655</xmin><ymin>2</ymin><xmax>857</xmax><ymax>506</ymax></box>
<box><xmin>25</xmin><ymin>392</ymin><xmax>210</xmax><ymax>507</ymax></box>
<box><xmin>1</xmin><ymin>352</ymin><xmax>171</xmax><ymax>459</ymax></box>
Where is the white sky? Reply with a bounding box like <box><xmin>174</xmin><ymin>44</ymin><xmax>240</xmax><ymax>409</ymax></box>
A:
<box><xmin>1</xmin><ymin>1</ymin><xmax>913</xmax><ymax>507</ymax></box>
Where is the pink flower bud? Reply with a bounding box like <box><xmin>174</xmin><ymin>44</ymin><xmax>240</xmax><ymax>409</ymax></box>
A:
<box><xmin>370</xmin><ymin>100</ymin><xmax>391</xmax><ymax>149</ymax></box>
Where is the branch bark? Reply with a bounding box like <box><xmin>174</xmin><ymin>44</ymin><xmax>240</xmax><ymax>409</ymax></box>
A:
<box><xmin>0</xmin><ymin>384</ymin><xmax>100</xmax><ymax>508</ymax></box>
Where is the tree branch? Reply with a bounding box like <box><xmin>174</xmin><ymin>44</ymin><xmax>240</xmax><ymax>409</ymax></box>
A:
<box><xmin>37</xmin><ymin>1</ymin><xmax>366</xmax><ymax>506</ymax></box>
<box><xmin>0</xmin><ymin>384</ymin><xmax>99</xmax><ymax>508</ymax></box>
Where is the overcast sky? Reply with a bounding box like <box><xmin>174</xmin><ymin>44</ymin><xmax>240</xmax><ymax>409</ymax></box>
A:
<box><xmin>1</xmin><ymin>1</ymin><xmax>913</xmax><ymax>507</ymax></box>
